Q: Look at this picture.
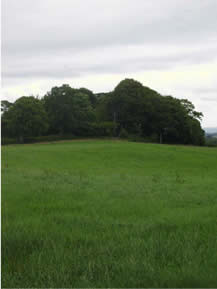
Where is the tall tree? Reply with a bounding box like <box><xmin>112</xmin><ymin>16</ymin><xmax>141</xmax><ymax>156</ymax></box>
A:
<box><xmin>2</xmin><ymin>96</ymin><xmax>48</xmax><ymax>142</ymax></box>
<box><xmin>180</xmin><ymin>99</ymin><xmax>203</xmax><ymax>120</ymax></box>
<box><xmin>97</xmin><ymin>79</ymin><xmax>205</xmax><ymax>145</ymax></box>
<box><xmin>1</xmin><ymin>100</ymin><xmax>13</xmax><ymax>113</ymax></box>
<box><xmin>44</xmin><ymin>84</ymin><xmax>94</xmax><ymax>135</ymax></box>
<box><xmin>78</xmin><ymin>88</ymin><xmax>97</xmax><ymax>108</ymax></box>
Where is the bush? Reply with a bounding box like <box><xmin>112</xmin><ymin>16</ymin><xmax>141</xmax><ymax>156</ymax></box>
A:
<box><xmin>89</xmin><ymin>122</ymin><xmax>116</xmax><ymax>137</ymax></box>
<box><xmin>1</xmin><ymin>137</ymin><xmax>17</xmax><ymax>145</ymax></box>
<box><xmin>205</xmin><ymin>138</ymin><xmax>217</xmax><ymax>147</ymax></box>
<box><xmin>128</xmin><ymin>133</ymin><xmax>159</xmax><ymax>144</ymax></box>
<box><xmin>128</xmin><ymin>134</ymin><xmax>145</xmax><ymax>142</ymax></box>
<box><xmin>1</xmin><ymin>135</ymin><xmax>77</xmax><ymax>145</ymax></box>
<box><xmin>24</xmin><ymin>134</ymin><xmax>76</xmax><ymax>143</ymax></box>
<box><xmin>119</xmin><ymin>128</ymin><xmax>128</xmax><ymax>139</ymax></box>
<box><xmin>148</xmin><ymin>133</ymin><xmax>159</xmax><ymax>143</ymax></box>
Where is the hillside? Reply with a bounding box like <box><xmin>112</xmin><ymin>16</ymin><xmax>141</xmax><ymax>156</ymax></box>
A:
<box><xmin>2</xmin><ymin>140</ymin><xmax>217</xmax><ymax>288</ymax></box>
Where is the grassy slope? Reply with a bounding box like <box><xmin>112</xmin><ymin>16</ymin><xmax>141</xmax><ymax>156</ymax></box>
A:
<box><xmin>2</xmin><ymin>140</ymin><xmax>217</xmax><ymax>288</ymax></box>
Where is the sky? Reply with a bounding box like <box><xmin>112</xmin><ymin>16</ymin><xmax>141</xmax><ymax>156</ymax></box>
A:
<box><xmin>2</xmin><ymin>0</ymin><xmax>217</xmax><ymax>128</ymax></box>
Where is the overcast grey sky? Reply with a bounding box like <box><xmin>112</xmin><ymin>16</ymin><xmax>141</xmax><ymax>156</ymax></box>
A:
<box><xmin>2</xmin><ymin>0</ymin><xmax>217</xmax><ymax>127</ymax></box>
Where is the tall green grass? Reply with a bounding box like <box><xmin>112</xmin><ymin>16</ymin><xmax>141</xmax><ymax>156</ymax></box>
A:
<box><xmin>2</xmin><ymin>140</ymin><xmax>217</xmax><ymax>287</ymax></box>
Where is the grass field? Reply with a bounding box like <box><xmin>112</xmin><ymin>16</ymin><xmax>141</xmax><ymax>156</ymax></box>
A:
<box><xmin>2</xmin><ymin>140</ymin><xmax>217</xmax><ymax>288</ymax></box>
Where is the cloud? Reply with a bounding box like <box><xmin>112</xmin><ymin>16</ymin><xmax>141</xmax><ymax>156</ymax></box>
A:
<box><xmin>2</xmin><ymin>0</ymin><xmax>217</xmax><ymax>56</ymax></box>
<box><xmin>3</xmin><ymin>44</ymin><xmax>217</xmax><ymax>80</ymax></box>
<box><xmin>195</xmin><ymin>88</ymin><xmax>217</xmax><ymax>94</ymax></box>
<box><xmin>205</xmin><ymin>98</ymin><xmax>217</xmax><ymax>102</ymax></box>
<box><xmin>2</xmin><ymin>0</ymin><xmax>217</xmax><ymax>127</ymax></box>
<box><xmin>200</xmin><ymin>97</ymin><xmax>217</xmax><ymax>102</ymax></box>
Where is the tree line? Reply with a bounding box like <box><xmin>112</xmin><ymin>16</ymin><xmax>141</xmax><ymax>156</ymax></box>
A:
<box><xmin>1</xmin><ymin>78</ymin><xmax>205</xmax><ymax>145</ymax></box>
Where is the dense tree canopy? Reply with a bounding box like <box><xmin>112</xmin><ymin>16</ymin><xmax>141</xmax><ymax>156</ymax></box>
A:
<box><xmin>1</xmin><ymin>79</ymin><xmax>205</xmax><ymax>145</ymax></box>
<box><xmin>2</xmin><ymin>96</ymin><xmax>48</xmax><ymax>142</ymax></box>
<box><xmin>1</xmin><ymin>100</ymin><xmax>13</xmax><ymax>113</ymax></box>
<box><xmin>44</xmin><ymin>84</ymin><xmax>94</xmax><ymax>135</ymax></box>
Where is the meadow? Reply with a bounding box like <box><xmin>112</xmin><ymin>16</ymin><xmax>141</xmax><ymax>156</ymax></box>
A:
<box><xmin>2</xmin><ymin>140</ymin><xmax>217</xmax><ymax>288</ymax></box>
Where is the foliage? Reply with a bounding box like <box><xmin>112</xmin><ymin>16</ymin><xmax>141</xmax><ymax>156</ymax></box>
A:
<box><xmin>1</xmin><ymin>96</ymin><xmax>48</xmax><ymax>142</ymax></box>
<box><xmin>206</xmin><ymin>136</ymin><xmax>217</xmax><ymax>147</ymax></box>
<box><xmin>1</xmin><ymin>137</ymin><xmax>18</xmax><ymax>145</ymax></box>
<box><xmin>89</xmin><ymin>122</ymin><xmax>116</xmax><ymax>137</ymax></box>
<box><xmin>180</xmin><ymin>99</ymin><xmax>203</xmax><ymax>120</ymax></box>
<box><xmin>43</xmin><ymin>84</ymin><xmax>95</xmax><ymax>135</ymax></box>
<box><xmin>1</xmin><ymin>100</ymin><xmax>13</xmax><ymax>112</ymax></box>
<box><xmin>96</xmin><ymin>79</ymin><xmax>205</xmax><ymax>145</ymax></box>
<box><xmin>1</xmin><ymin>79</ymin><xmax>205</xmax><ymax>145</ymax></box>
<box><xmin>78</xmin><ymin>87</ymin><xmax>97</xmax><ymax>108</ymax></box>
<box><xmin>119</xmin><ymin>127</ymin><xmax>128</xmax><ymax>139</ymax></box>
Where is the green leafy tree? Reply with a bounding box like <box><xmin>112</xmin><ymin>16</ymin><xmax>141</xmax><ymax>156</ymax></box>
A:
<box><xmin>102</xmin><ymin>79</ymin><xmax>161</xmax><ymax>136</ymax></box>
<box><xmin>1</xmin><ymin>79</ymin><xmax>205</xmax><ymax>146</ymax></box>
<box><xmin>1</xmin><ymin>100</ymin><xmax>13</xmax><ymax>112</ymax></box>
<box><xmin>44</xmin><ymin>84</ymin><xmax>94</xmax><ymax>135</ymax></box>
<box><xmin>78</xmin><ymin>88</ymin><xmax>97</xmax><ymax>108</ymax></box>
<box><xmin>2</xmin><ymin>96</ymin><xmax>49</xmax><ymax>142</ymax></box>
<box><xmin>97</xmin><ymin>79</ymin><xmax>205</xmax><ymax>145</ymax></box>
<box><xmin>180</xmin><ymin>99</ymin><xmax>203</xmax><ymax>120</ymax></box>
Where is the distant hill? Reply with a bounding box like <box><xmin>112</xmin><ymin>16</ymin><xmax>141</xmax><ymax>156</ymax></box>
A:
<box><xmin>204</xmin><ymin>127</ymin><xmax>217</xmax><ymax>135</ymax></box>
<box><xmin>208</xmin><ymin>133</ymin><xmax>217</xmax><ymax>139</ymax></box>
<box><xmin>205</xmin><ymin>132</ymin><xmax>217</xmax><ymax>146</ymax></box>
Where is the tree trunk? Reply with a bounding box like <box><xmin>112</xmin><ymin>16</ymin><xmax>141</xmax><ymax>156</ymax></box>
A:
<box><xmin>18</xmin><ymin>135</ymin><xmax>24</xmax><ymax>143</ymax></box>
<box><xmin>159</xmin><ymin>133</ymin><xmax>163</xmax><ymax>144</ymax></box>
